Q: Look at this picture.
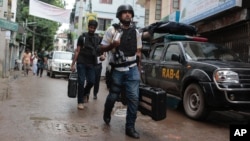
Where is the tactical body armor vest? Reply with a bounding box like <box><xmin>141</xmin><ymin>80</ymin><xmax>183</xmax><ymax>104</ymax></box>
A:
<box><xmin>112</xmin><ymin>24</ymin><xmax>137</xmax><ymax>67</ymax></box>
<box><xmin>119</xmin><ymin>26</ymin><xmax>137</xmax><ymax>56</ymax></box>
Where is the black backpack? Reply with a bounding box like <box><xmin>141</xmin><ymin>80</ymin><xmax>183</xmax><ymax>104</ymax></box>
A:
<box><xmin>81</xmin><ymin>32</ymin><xmax>101</xmax><ymax>56</ymax></box>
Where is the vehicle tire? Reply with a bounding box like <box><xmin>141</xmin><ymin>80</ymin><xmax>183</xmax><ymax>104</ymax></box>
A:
<box><xmin>50</xmin><ymin>70</ymin><xmax>55</xmax><ymax>78</ymax></box>
<box><xmin>183</xmin><ymin>83</ymin><xmax>209</xmax><ymax>120</ymax></box>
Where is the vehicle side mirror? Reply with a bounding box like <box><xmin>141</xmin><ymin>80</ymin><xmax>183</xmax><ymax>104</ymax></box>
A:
<box><xmin>171</xmin><ymin>53</ymin><xmax>180</xmax><ymax>62</ymax></box>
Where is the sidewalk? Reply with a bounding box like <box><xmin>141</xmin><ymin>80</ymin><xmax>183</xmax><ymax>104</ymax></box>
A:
<box><xmin>0</xmin><ymin>76</ymin><xmax>8</xmax><ymax>102</ymax></box>
<box><xmin>0</xmin><ymin>70</ymin><xmax>22</xmax><ymax>102</ymax></box>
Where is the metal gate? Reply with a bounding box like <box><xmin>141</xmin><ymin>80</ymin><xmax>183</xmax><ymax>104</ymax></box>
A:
<box><xmin>201</xmin><ymin>21</ymin><xmax>250</xmax><ymax>63</ymax></box>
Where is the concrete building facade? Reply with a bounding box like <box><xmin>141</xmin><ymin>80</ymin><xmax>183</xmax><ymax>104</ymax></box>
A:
<box><xmin>53</xmin><ymin>33</ymin><xmax>68</xmax><ymax>51</ymax></box>
<box><xmin>71</xmin><ymin>0</ymin><xmax>145</xmax><ymax>36</ymax></box>
<box><xmin>137</xmin><ymin>0</ymin><xmax>250</xmax><ymax>63</ymax></box>
<box><xmin>137</xmin><ymin>0</ymin><xmax>180</xmax><ymax>25</ymax></box>
<box><xmin>0</xmin><ymin>0</ymin><xmax>19</xmax><ymax>78</ymax></box>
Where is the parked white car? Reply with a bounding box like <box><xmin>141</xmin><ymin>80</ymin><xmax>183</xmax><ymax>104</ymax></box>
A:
<box><xmin>47</xmin><ymin>51</ymin><xmax>73</xmax><ymax>78</ymax></box>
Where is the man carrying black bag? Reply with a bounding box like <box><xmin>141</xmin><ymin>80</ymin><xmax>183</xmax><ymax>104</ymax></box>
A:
<box><xmin>71</xmin><ymin>20</ymin><xmax>101</xmax><ymax>110</ymax></box>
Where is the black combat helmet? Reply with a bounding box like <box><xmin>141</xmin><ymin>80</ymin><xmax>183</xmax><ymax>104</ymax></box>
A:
<box><xmin>88</xmin><ymin>20</ymin><xmax>98</xmax><ymax>27</ymax></box>
<box><xmin>116</xmin><ymin>4</ymin><xmax>134</xmax><ymax>18</ymax></box>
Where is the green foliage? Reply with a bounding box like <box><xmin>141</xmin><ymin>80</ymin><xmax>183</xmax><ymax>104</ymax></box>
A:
<box><xmin>16</xmin><ymin>0</ymin><xmax>66</xmax><ymax>52</ymax></box>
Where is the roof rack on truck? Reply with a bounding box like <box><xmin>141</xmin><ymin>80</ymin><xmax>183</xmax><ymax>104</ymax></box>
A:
<box><xmin>139</xmin><ymin>21</ymin><xmax>206</xmax><ymax>58</ymax></box>
<box><xmin>140</xmin><ymin>21</ymin><xmax>197</xmax><ymax>42</ymax></box>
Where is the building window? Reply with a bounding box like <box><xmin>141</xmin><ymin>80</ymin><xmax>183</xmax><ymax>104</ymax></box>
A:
<box><xmin>99</xmin><ymin>0</ymin><xmax>112</xmax><ymax>4</ymax></box>
<box><xmin>98</xmin><ymin>18</ymin><xmax>112</xmax><ymax>31</ymax></box>
<box><xmin>145</xmin><ymin>9</ymin><xmax>149</xmax><ymax>26</ymax></box>
<box><xmin>155</xmin><ymin>0</ymin><xmax>162</xmax><ymax>20</ymax></box>
<box><xmin>173</xmin><ymin>0</ymin><xmax>179</xmax><ymax>9</ymax></box>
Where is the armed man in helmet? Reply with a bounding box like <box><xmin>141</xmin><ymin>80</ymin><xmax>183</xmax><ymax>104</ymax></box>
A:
<box><xmin>98</xmin><ymin>4</ymin><xmax>142</xmax><ymax>139</ymax></box>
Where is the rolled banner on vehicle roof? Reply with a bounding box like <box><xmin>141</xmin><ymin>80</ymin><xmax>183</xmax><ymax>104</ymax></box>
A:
<box><xmin>140</xmin><ymin>21</ymin><xmax>197</xmax><ymax>37</ymax></box>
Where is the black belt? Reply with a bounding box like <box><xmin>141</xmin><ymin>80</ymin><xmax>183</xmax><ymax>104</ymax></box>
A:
<box><xmin>110</xmin><ymin>60</ymin><xmax>137</xmax><ymax>68</ymax></box>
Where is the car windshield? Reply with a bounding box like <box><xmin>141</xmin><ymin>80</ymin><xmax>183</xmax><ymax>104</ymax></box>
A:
<box><xmin>183</xmin><ymin>42</ymin><xmax>240</xmax><ymax>61</ymax></box>
<box><xmin>54</xmin><ymin>52</ymin><xmax>73</xmax><ymax>60</ymax></box>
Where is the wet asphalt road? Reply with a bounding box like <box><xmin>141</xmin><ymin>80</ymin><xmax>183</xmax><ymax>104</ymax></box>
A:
<box><xmin>1</xmin><ymin>71</ymin><xmax>250</xmax><ymax>141</ymax></box>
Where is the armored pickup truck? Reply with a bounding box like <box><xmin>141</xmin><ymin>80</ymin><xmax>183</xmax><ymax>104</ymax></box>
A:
<box><xmin>141</xmin><ymin>34</ymin><xmax>250</xmax><ymax>120</ymax></box>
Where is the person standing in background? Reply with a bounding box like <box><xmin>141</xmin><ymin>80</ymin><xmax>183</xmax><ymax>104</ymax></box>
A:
<box><xmin>22</xmin><ymin>48</ymin><xmax>31</xmax><ymax>76</ymax></box>
<box><xmin>37</xmin><ymin>50</ymin><xmax>46</xmax><ymax>77</ymax></box>
<box><xmin>31</xmin><ymin>52</ymin><xmax>38</xmax><ymax>75</ymax></box>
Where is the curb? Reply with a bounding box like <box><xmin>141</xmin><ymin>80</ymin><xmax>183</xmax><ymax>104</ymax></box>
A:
<box><xmin>0</xmin><ymin>77</ymin><xmax>9</xmax><ymax>101</ymax></box>
<box><xmin>0</xmin><ymin>70</ymin><xmax>22</xmax><ymax>102</ymax></box>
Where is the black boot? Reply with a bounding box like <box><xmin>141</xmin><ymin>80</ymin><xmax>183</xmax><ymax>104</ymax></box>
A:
<box><xmin>126</xmin><ymin>128</ymin><xmax>140</xmax><ymax>139</ymax></box>
<box><xmin>103</xmin><ymin>108</ymin><xmax>111</xmax><ymax>125</ymax></box>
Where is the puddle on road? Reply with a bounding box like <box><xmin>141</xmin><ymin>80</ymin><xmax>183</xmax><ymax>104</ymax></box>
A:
<box><xmin>30</xmin><ymin>116</ymin><xmax>51</xmax><ymax>121</ymax></box>
<box><xmin>114</xmin><ymin>108</ymin><xmax>127</xmax><ymax>117</ymax></box>
<box><xmin>30</xmin><ymin>117</ymin><xmax>96</xmax><ymax>137</ymax></box>
<box><xmin>113</xmin><ymin>104</ymin><xmax>127</xmax><ymax>117</ymax></box>
<box><xmin>0</xmin><ymin>88</ymin><xmax>9</xmax><ymax>101</ymax></box>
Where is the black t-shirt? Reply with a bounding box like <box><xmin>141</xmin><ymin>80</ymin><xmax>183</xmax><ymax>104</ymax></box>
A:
<box><xmin>37</xmin><ymin>52</ymin><xmax>45</xmax><ymax>63</ymax></box>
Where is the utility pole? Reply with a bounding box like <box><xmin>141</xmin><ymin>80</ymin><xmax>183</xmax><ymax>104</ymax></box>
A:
<box><xmin>78</xmin><ymin>0</ymin><xmax>83</xmax><ymax>37</ymax></box>
<box><xmin>22</xmin><ymin>20</ymin><xmax>27</xmax><ymax>55</ymax></box>
<box><xmin>3</xmin><ymin>30</ymin><xmax>10</xmax><ymax>78</ymax></box>
<box><xmin>89</xmin><ymin>0</ymin><xmax>92</xmax><ymax>13</ymax></box>
<box><xmin>22</xmin><ymin>19</ymin><xmax>36</xmax><ymax>54</ymax></box>
<box><xmin>3</xmin><ymin>5</ymin><xmax>12</xmax><ymax>78</ymax></box>
<box><xmin>32</xmin><ymin>26</ymin><xmax>36</xmax><ymax>54</ymax></box>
